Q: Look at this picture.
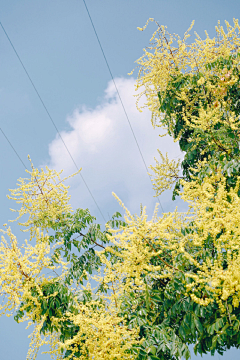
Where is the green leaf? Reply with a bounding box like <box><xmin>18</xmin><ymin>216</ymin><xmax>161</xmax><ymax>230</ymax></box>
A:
<box><xmin>194</xmin><ymin>316</ymin><xmax>203</xmax><ymax>334</ymax></box>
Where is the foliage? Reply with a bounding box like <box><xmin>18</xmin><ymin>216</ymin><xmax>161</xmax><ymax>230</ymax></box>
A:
<box><xmin>134</xmin><ymin>18</ymin><xmax>240</xmax><ymax>197</ymax></box>
<box><xmin>0</xmin><ymin>163</ymin><xmax>138</xmax><ymax>360</ymax></box>
<box><xmin>2</xmin><ymin>18</ymin><xmax>240</xmax><ymax>360</ymax></box>
<box><xmin>130</xmin><ymin>17</ymin><xmax>240</xmax><ymax>358</ymax></box>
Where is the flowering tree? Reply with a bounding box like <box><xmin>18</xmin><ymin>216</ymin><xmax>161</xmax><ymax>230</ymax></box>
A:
<box><xmin>1</xmin><ymin>18</ymin><xmax>240</xmax><ymax>360</ymax></box>
<box><xmin>0</xmin><ymin>160</ymin><xmax>139</xmax><ymax>360</ymax></box>
<box><xmin>128</xmin><ymin>17</ymin><xmax>240</xmax><ymax>359</ymax></box>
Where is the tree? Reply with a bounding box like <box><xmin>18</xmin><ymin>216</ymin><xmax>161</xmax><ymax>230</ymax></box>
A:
<box><xmin>0</xmin><ymin>160</ymin><xmax>139</xmax><ymax>359</ymax></box>
<box><xmin>1</xmin><ymin>18</ymin><xmax>240</xmax><ymax>360</ymax></box>
<box><xmin>129</xmin><ymin>17</ymin><xmax>240</xmax><ymax>358</ymax></box>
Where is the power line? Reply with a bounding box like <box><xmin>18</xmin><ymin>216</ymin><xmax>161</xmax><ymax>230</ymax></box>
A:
<box><xmin>0</xmin><ymin>127</ymin><xmax>27</xmax><ymax>169</ymax></box>
<box><xmin>82</xmin><ymin>0</ymin><xmax>164</xmax><ymax>212</ymax></box>
<box><xmin>0</xmin><ymin>20</ymin><xmax>106</xmax><ymax>223</ymax></box>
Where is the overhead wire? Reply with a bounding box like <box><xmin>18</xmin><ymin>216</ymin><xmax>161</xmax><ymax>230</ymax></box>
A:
<box><xmin>0</xmin><ymin>127</ymin><xmax>27</xmax><ymax>169</ymax></box>
<box><xmin>0</xmin><ymin>20</ymin><xmax>106</xmax><ymax>223</ymax></box>
<box><xmin>82</xmin><ymin>0</ymin><xmax>164</xmax><ymax>212</ymax></box>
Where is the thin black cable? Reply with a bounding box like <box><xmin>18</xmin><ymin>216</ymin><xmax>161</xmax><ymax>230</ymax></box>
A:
<box><xmin>0</xmin><ymin>127</ymin><xmax>27</xmax><ymax>169</ymax></box>
<box><xmin>0</xmin><ymin>20</ymin><xmax>106</xmax><ymax>223</ymax></box>
<box><xmin>82</xmin><ymin>0</ymin><xmax>164</xmax><ymax>212</ymax></box>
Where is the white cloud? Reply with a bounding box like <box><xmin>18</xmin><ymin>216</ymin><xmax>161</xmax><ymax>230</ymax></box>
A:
<box><xmin>46</xmin><ymin>77</ymin><xmax>185</xmax><ymax>222</ymax></box>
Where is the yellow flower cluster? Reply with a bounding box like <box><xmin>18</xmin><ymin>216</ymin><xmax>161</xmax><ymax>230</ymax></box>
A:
<box><xmin>0</xmin><ymin>161</ymin><xmax>141</xmax><ymax>360</ymax></box>
<box><xmin>7</xmin><ymin>157</ymin><xmax>80</xmax><ymax>237</ymax></box>
<box><xmin>134</xmin><ymin>18</ymin><xmax>240</xmax><ymax>128</ymax></box>
<box><xmin>0</xmin><ymin>227</ymin><xmax>50</xmax><ymax>316</ymax></box>
<box><xmin>3</xmin><ymin>155</ymin><xmax>240</xmax><ymax>357</ymax></box>
<box><xmin>96</xmin><ymin>194</ymin><xmax>188</xmax><ymax>298</ymax></box>
<box><xmin>91</xmin><ymin>168</ymin><xmax>240</xmax><ymax>315</ymax></box>
<box><xmin>133</xmin><ymin>19</ymin><xmax>240</xmax><ymax>199</ymax></box>
<box><xmin>181</xmin><ymin>170</ymin><xmax>240</xmax><ymax>309</ymax></box>
<box><xmin>149</xmin><ymin>150</ymin><xmax>181</xmax><ymax>196</ymax></box>
<box><xmin>0</xmin><ymin>161</ymin><xmax>77</xmax><ymax>358</ymax></box>
<box><xmin>59</xmin><ymin>301</ymin><xmax>140</xmax><ymax>360</ymax></box>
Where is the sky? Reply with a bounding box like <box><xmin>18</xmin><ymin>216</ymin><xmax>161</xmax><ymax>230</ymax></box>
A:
<box><xmin>0</xmin><ymin>0</ymin><xmax>240</xmax><ymax>359</ymax></box>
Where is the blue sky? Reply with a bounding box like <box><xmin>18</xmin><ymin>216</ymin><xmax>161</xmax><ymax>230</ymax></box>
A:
<box><xmin>0</xmin><ymin>0</ymin><xmax>240</xmax><ymax>359</ymax></box>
